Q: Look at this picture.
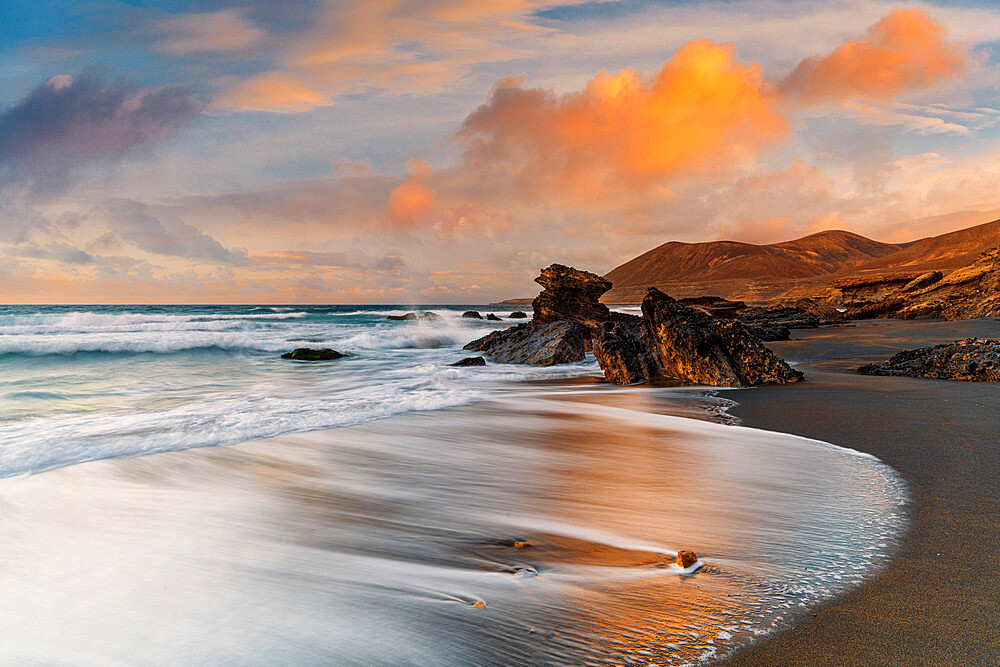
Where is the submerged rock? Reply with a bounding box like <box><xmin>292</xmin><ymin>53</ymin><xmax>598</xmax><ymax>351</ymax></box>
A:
<box><xmin>485</xmin><ymin>313</ymin><xmax>502</xmax><ymax>321</ymax></box>
<box><xmin>281</xmin><ymin>348</ymin><xmax>345</xmax><ymax>361</ymax></box>
<box><xmin>532</xmin><ymin>264</ymin><xmax>613</xmax><ymax>328</ymax></box>
<box><xmin>463</xmin><ymin>321</ymin><xmax>588</xmax><ymax>366</ymax></box>
<box><xmin>638</xmin><ymin>288</ymin><xmax>803</xmax><ymax>387</ymax></box>
<box><xmin>386</xmin><ymin>312</ymin><xmax>418</xmax><ymax>321</ymax></box>
<box><xmin>508</xmin><ymin>311</ymin><xmax>528</xmax><ymax>319</ymax></box>
<box><xmin>857</xmin><ymin>338</ymin><xmax>1000</xmax><ymax>381</ymax></box>
<box><xmin>450</xmin><ymin>356</ymin><xmax>486</xmax><ymax>367</ymax></box>
<box><xmin>675</xmin><ymin>550</ymin><xmax>698</xmax><ymax>569</ymax></box>
<box><xmin>462</xmin><ymin>311</ymin><xmax>484</xmax><ymax>319</ymax></box>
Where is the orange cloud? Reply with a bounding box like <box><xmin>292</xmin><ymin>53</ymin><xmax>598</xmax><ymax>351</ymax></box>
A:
<box><xmin>216</xmin><ymin>73</ymin><xmax>330</xmax><ymax>113</ymax></box>
<box><xmin>457</xmin><ymin>40</ymin><xmax>787</xmax><ymax>200</ymax></box>
<box><xmin>388</xmin><ymin>159</ymin><xmax>437</xmax><ymax>226</ymax></box>
<box><xmin>783</xmin><ymin>9</ymin><xmax>964</xmax><ymax>102</ymax></box>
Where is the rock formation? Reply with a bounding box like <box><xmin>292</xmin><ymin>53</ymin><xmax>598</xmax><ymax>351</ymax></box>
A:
<box><xmin>463</xmin><ymin>321</ymin><xmax>589</xmax><ymax>366</ymax></box>
<box><xmin>450</xmin><ymin>356</ymin><xmax>486</xmax><ymax>367</ymax></box>
<box><xmin>858</xmin><ymin>338</ymin><xmax>1000</xmax><ymax>381</ymax></box>
<box><xmin>462</xmin><ymin>311</ymin><xmax>484</xmax><ymax>319</ymax></box>
<box><xmin>532</xmin><ymin>264</ymin><xmax>613</xmax><ymax>328</ymax></box>
<box><xmin>678</xmin><ymin>296</ymin><xmax>747</xmax><ymax>319</ymax></box>
<box><xmin>508</xmin><ymin>311</ymin><xmax>528</xmax><ymax>319</ymax></box>
<box><xmin>636</xmin><ymin>289</ymin><xmax>803</xmax><ymax>386</ymax></box>
<box><xmin>835</xmin><ymin>247</ymin><xmax>1000</xmax><ymax>320</ymax></box>
<box><xmin>281</xmin><ymin>348</ymin><xmax>345</xmax><ymax>361</ymax></box>
<box><xmin>592</xmin><ymin>319</ymin><xmax>651</xmax><ymax>385</ymax></box>
<box><xmin>675</xmin><ymin>550</ymin><xmax>699</xmax><ymax>569</ymax></box>
<box><xmin>486</xmin><ymin>313</ymin><xmax>502</xmax><ymax>321</ymax></box>
<box><xmin>388</xmin><ymin>311</ymin><xmax>442</xmax><ymax>321</ymax></box>
<box><xmin>387</xmin><ymin>313</ymin><xmax>417</xmax><ymax>321</ymax></box>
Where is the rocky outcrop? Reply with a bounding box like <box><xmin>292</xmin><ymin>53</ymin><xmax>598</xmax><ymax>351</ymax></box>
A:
<box><xmin>387</xmin><ymin>312</ymin><xmax>418</xmax><ymax>321</ymax></box>
<box><xmin>281</xmin><ymin>348</ymin><xmax>345</xmax><ymax>361</ymax></box>
<box><xmin>532</xmin><ymin>264</ymin><xmax>613</xmax><ymax>328</ymax></box>
<box><xmin>592</xmin><ymin>318</ymin><xmax>652</xmax><ymax>385</ymax></box>
<box><xmin>638</xmin><ymin>288</ymin><xmax>803</xmax><ymax>386</ymax></box>
<box><xmin>508</xmin><ymin>311</ymin><xmax>527</xmax><ymax>319</ymax></box>
<box><xmin>486</xmin><ymin>313</ymin><xmax>502</xmax><ymax>321</ymax></box>
<box><xmin>450</xmin><ymin>356</ymin><xmax>486</xmax><ymax>367</ymax></box>
<box><xmin>736</xmin><ymin>305</ymin><xmax>821</xmax><ymax>341</ymax></box>
<box><xmin>421</xmin><ymin>311</ymin><xmax>443</xmax><ymax>322</ymax></box>
<box><xmin>794</xmin><ymin>298</ymin><xmax>846</xmax><ymax>324</ymax></box>
<box><xmin>462</xmin><ymin>311</ymin><xmax>484</xmax><ymax>319</ymax></box>
<box><xmin>675</xmin><ymin>550</ymin><xmax>698</xmax><ymax>569</ymax></box>
<box><xmin>858</xmin><ymin>338</ymin><xmax>1000</xmax><ymax>381</ymax></box>
<box><xmin>835</xmin><ymin>247</ymin><xmax>1000</xmax><ymax>320</ymax></box>
<box><xmin>388</xmin><ymin>311</ymin><xmax>442</xmax><ymax>321</ymax></box>
<box><xmin>463</xmin><ymin>321</ymin><xmax>589</xmax><ymax>366</ymax></box>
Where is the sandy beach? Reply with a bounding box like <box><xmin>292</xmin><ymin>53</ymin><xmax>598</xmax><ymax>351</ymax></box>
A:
<box><xmin>723</xmin><ymin>318</ymin><xmax>1000</xmax><ymax>665</ymax></box>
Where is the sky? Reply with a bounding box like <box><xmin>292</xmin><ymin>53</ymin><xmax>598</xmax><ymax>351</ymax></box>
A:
<box><xmin>4</xmin><ymin>0</ymin><xmax>1000</xmax><ymax>303</ymax></box>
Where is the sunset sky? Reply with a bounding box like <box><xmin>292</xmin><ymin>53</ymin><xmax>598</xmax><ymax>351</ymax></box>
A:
<box><xmin>4</xmin><ymin>0</ymin><xmax>1000</xmax><ymax>303</ymax></box>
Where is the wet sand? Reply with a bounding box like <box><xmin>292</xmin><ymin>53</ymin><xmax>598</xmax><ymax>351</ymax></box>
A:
<box><xmin>722</xmin><ymin>318</ymin><xmax>1000</xmax><ymax>666</ymax></box>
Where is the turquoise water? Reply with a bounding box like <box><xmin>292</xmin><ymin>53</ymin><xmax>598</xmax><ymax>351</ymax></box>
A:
<box><xmin>0</xmin><ymin>304</ymin><xmax>595</xmax><ymax>476</ymax></box>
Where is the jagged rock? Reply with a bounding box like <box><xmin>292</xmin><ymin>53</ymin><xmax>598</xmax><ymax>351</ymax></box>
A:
<box><xmin>739</xmin><ymin>305</ymin><xmax>821</xmax><ymax>331</ymax></box>
<box><xmin>678</xmin><ymin>296</ymin><xmax>747</xmax><ymax>319</ymax></box>
<box><xmin>421</xmin><ymin>311</ymin><xmax>443</xmax><ymax>322</ymax></box>
<box><xmin>462</xmin><ymin>311</ymin><xmax>484</xmax><ymax>319</ymax></box>
<box><xmin>532</xmin><ymin>264</ymin><xmax>613</xmax><ymax>327</ymax></box>
<box><xmin>858</xmin><ymin>338</ymin><xmax>1000</xmax><ymax>381</ymax></box>
<box><xmin>387</xmin><ymin>312</ymin><xmax>418</xmax><ymax>321</ymax></box>
<box><xmin>675</xmin><ymin>550</ymin><xmax>699</xmax><ymax>569</ymax></box>
<box><xmin>281</xmin><ymin>348</ymin><xmax>345</xmax><ymax>361</ymax></box>
<box><xmin>450</xmin><ymin>356</ymin><xmax>486</xmax><ymax>367</ymax></box>
<box><xmin>508</xmin><ymin>311</ymin><xmax>528</xmax><ymax>319</ymax></box>
<box><xmin>486</xmin><ymin>313</ymin><xmax>502</xmax><ymax>321</ymax></box>
<box><xmin>639</xmin><ymin>288</ymin><xmax>803</xmax><ymax>387</ymax></box>
<box><xmin>742</xmin><ymin>323</ymin><xmax>791</xmax><ymax>342</ymax></box>
<box><xmin>592</xmin><ymin>320</ymin><xmax>653</xmax><ymax>384</ymax></box>
<box><xmin>900</xmin><ymin>271</ymin><xmax>943</xmax><ymax>293</ymax></box>
<box><xmin>463</xmin><ymin>321</ymin><xmax>588</xmax><ymax>366</ymax></box>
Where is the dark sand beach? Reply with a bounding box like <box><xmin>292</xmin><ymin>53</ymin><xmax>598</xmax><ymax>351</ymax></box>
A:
<box><xmin>723</xmin><ymin>318</ymin><xmax>1000</xmax><ymax>666</ymax></box>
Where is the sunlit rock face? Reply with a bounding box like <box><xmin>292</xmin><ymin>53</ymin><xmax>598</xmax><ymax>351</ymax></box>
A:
<box><xmin>638</xmin><ymin>288</ymin><xmax>804</xmax><ymax>387</ymax></box>
<box><xmin>858</xmin><ymin>338</ymin><xmax>1000</xmax><ymax>381</ymax></box>
<box><xmin>838</xmin><ymin>247</ymin><xmax>1000</xmax><ymax>321</ymax></box>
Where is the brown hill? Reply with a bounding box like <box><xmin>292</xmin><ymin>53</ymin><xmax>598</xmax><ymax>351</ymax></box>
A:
<box><xmin>603</xmin><ymin>230</ymin><xmax>906</xmax><ymax>303</ymax></box>
<box><xmin>601</xmin><ymin>219</ymin><xmax>1000</xmax><ymax>304</ymax></box>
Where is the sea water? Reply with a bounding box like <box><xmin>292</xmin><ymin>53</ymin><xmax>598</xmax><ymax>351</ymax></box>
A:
<box><xmin>0</xmin><ymin>305</ymin><xmax>907</xmax><ymax>665</ymax></box>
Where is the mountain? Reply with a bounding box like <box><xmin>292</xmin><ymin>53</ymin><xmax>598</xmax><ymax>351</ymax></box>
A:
<box><xmin>603</xmin><ymin>230</ymin><xmax>907</xmax><ymax>303</ymax></box>
<box><xmin>601</xmin><ymin>219</ymin><xmax>1000</xmax><ymax>304</ymax></box>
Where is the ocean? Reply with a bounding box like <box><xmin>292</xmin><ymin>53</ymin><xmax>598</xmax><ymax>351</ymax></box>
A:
<box><xmin>0</xmin><ymin>305</ymin><xmax>907</xmax><ymax>664</ymax></box>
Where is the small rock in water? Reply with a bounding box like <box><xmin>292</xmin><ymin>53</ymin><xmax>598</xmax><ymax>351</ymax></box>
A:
<box><xmin>485</xmin><ymin>313</ymin><xmax>502</xmax><ymax>321</ymax></box>
<box><xmin>508</xmin><ymin>311</ymin><xmax>527</xmax><ymax>318</ymax></box>
<box><xmin>450</xmin><ymin>356</ymin><xmax>486</xmax><ymax>367</ymax></box>
<box><xmin>675</xmin><ymin>549</ymin><xmax>698</xmax><ymax>569</ymax></box>
<box><xmin>462</xmin><ymin>310</ymin><xmax>484</xmax><ymax>319</ymax></box>
<box><xmin>420</xmin><ymin>311</ymin><xmax>443</xmax><ymax>322</ymax></box>
<box><xmin>513</xmin><ymin>540</ymin><xmax>533</xmax><ymax>549</ymax></box>
<box><xmin>472</xmin><ymin>600</ymin><xmax>486</xmax><ymax>609</ymax></box>
<box><xmin>386</xmin><ymin>312</ymin><xmax>418</xmax><ymax>321</ymax></box>
<box><xmin>281</xmin><ymin>348</ymin><xmax>345</xmax><ymax>361</ymax></box>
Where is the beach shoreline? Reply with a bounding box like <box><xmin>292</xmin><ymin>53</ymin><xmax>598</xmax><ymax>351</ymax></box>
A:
<box><xmin>720</xmin><ymin>318</ymin><xmax>1000</xmax><ymax>666</ymax></box>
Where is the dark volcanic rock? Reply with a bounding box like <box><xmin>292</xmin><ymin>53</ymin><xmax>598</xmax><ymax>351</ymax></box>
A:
<box><xmin>858</xmin><ymin>338</ymin><xmax>1000</xmax><ymax>381</ymax></box>
<box><xmin>281</xmin><ymin>348</ymin><xmax>345</xmax><ymax>361</ymax></box>
<box><xmin>739</xmin><ymin>305</ymin><xmax>821</xmax><ymax>331</ymax></box>
<box><xmin>639</xmin><ymin>288</ymin><xmax>803</xmax><ymax>387</ymax></box>
<box><xmin>463</xmin><ymin>321</ymin><xmax>588</xmax><ymax>366</ymax></box>
<box><xmin>485</xmin><ymin>313</ymin><xmax>502</xmax><ymax>321</ymax></box>
<box><xmin>462</xmin><ymin>311</ymin><xmax>484</xmax><ymax>319</ymax></box>
<box><xmin>741</xmin><ymin>323</ymin><xmax>791</xmax><ymax>342</ymax></box>
<box><xmin>450</xmin><ymin>356</ymin><xmax>486</xmax><ymax>367</ymax></box>
<box><xmin>421</xmin><ymin>311</ymin><xmax>443</xmax><ymax>322</ymax></box>
<box><xmin>532</xmin><ymin>264</ymin><xmax>613</xmax><ymax>327</ymax></box>
<box><xmin>387</xmin><ymin>312</ymin><xmax>418</xmax><ymax>321</ymax></box>
<box><xmin>675</xmin><ymin>550</ymin><xmax>699</xmax><ymax>569</ymax></box>
<box><xmin>678</xmin><ymin>296</ymin><xmax>747</xmax><ymax>319</ymax></box>
<box><xmin>508</xmin><ymin>311</ymin><xmax>528</xmax><ymax>318</ymax></box>
<box><xmin>794</xmin><ymin>298</ymin><xmax>846</xmax><ymax>324</ymax></box>
<box><xmin>592</xmin><ymin>320</ymin><xmax>654</xmax><ymax>385</ymax></box>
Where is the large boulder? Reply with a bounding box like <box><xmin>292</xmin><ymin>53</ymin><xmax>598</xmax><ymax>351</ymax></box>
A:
<box><xmin>463</xmin><ymin>321</ymin><xmax>588</xmax><ymax>366</ymax></box>
<box><xmin>637</xmin><ymin>288</ymin><xmax>803</xmax><ymax>387</ymax></box>
<box><xmin>858</xmin><ymin>338</ymin><xmax>1000</xmax><ymax>381</ymax></box>
<box><xmin>508</xmin><ymin>311</ymin><xmax>528</xmax><ymax>319</ymax></box>
<box><xmin>532</xmin><ymin>264</ymin><xmax>613</xmax><ymax>328</ymax></box>
<box><xmin>386</xmin><ymin>312</ymin><xmax>418</xmax><ymax>321</ymax></box>
<box><xmin>462</xmin><ymin>311</ymin><xmax>484</xmax><ymax>319</ymax></box>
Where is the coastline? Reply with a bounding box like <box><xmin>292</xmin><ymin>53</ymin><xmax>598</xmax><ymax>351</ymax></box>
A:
<box><xmin>721</xmin><ymin>318</ymin><xmax>1000</xmax><ymax>665</ymax></box>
